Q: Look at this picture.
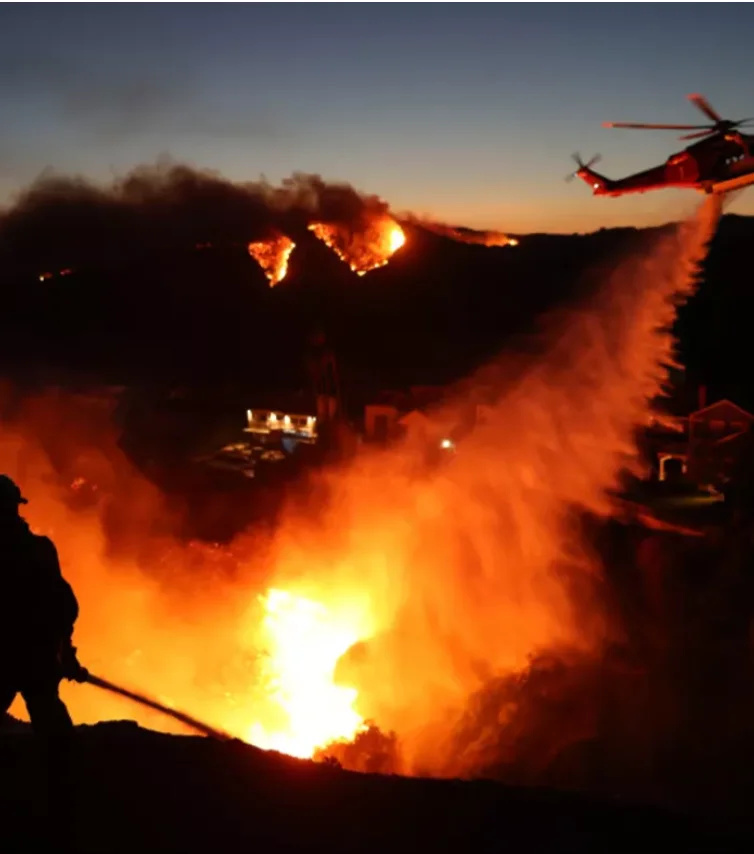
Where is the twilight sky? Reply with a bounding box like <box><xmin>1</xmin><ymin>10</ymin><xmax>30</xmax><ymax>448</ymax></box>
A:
<box><xmin>1</xmin><ymin>3</ymin><xmax>753</xmax><ymax>234</ymax></box>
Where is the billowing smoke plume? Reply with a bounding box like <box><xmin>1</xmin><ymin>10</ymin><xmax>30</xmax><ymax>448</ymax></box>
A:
<box><xmin>0</xmin><ymin>164</ymin><xmax>392</xmax><ymax>275</ymax></box>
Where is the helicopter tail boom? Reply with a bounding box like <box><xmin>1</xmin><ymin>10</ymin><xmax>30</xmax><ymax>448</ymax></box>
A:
<box><xmin>574</xmin><ymin>164</ymin><xmax>612</xmax><ymax>195</ymax></box>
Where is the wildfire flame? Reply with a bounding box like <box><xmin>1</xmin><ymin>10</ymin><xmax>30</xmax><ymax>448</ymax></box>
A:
<box><xmin>246</xmin><ymin>589</ymin><xmax>369</xmax><ymax>758</ymax></box>
<box><xmin>308</xmin><ymin>215</ymin><xmax>406</xmax><ymax>276</ymax></box>
<box><xmin>248</xmin><ymin>234</ymin><xmax>296</xmax><ymax>287</ymax></box>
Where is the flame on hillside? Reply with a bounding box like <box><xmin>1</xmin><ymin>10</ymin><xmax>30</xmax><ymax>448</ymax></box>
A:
<box><xmin>308</xmin><ymin>215</ymin><xmax>406</xmax><ymax>276</ymax></box>
<box><xmin>419</xmin><ymin>221</ymin><xmax>519</xmax><ymax>247</ymax></box>
<box><xmin>248</xmin><ymin>234</ymin><xmax>296</xmax><ymax>287</ymax></box>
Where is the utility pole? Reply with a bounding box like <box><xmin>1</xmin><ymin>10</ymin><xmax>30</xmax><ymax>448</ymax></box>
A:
<box><xmin>306</xmin><ymin>329</ymin><xmax>343</xmax><ymax>425</ymax></box>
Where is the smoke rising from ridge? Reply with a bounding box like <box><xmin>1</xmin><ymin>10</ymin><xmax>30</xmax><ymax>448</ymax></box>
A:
<box><xmin>0</xmin><ymin>164</ymin><xmax>392</xmax><ymax>273</ymax></box>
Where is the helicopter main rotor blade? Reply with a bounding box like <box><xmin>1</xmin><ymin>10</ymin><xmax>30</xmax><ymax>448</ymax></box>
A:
<box><xmin>688</xmin><ymin>93</ymin><xmax>723</xmax><ymax>124</ymax></box>
<box><xmin>679</xmin><ymin>129</ymin><xmax>717</xmax><ymax>141</ymax></box>
<box><xmin>603</xmin><ymin>122</ymin><xmax>712</xmax><ymax>131</ymax></box>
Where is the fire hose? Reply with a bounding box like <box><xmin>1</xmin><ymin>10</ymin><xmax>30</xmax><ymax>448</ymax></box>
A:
<box><xmin>78</xmin><ymin>670</ymin><xmax>232</xmax><ymax>741</ymax></box>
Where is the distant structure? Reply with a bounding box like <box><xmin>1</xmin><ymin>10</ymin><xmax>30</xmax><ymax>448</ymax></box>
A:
<box><xmin>364</xmin><ymin>386</ymin><xmax>446</xmax><ymax>443</ymax></box>
<box><xmin>646</xmin><ymin>386</ymin><xmax>754</xmax><ymax>485</ymax></box>
<box><xmin>363</xmin><ymin>385</ymin><xmax>492</xmax><ymax>451</ymax></box>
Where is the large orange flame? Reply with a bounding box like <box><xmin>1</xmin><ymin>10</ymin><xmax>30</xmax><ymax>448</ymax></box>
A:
<box><xmin>246</xmin><ymin>588</ymin><xmax>370</xmax><ymax>757</ymax></box>
<box><xmin>0</xmin><ymin>198</ymin><xmax>721</xmax><ymax>774</ymax></box>
<box><xmin>308</xmin><ymin>214</ymin><xmax>405</xmax><ymax>276</ymax></box>
<box><xmin>248</xmin><ymin>234</ymin><xmax>296</xmax><ymax>287</ymax></box>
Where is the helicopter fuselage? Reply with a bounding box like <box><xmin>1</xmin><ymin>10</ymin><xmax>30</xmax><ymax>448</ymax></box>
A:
<box><xmin>573</xmin><ymin>94</ymin><xmax>754</xmax><ymax>199</ymax></box>
<box><xmin>578</xmin><ymin>133</ymin><xmax>754</xmax><ymax>197</ymax></box>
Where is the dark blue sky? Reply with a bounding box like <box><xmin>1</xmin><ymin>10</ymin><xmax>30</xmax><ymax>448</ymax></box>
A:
<box><xmin>1</xmin><ymin>3</ymin><xmax>753</xmax><ymax>232</ymax></box>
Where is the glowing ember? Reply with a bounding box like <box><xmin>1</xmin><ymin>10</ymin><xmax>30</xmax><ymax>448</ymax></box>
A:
<box><xmin>38</xmin><ymin>268</ymin><xmax>76</xmax><ymax>281</ymax></box>
<box><xmin>248</xmin><ymin>234</ymin><xmax>296</xmax><ymax>287</ymax></box>
<box><xmin>247</xmin><ymin>589</ymin><xmax>367</xmax><ymax>758</ymax></box>
<box><xmin>420</xmin><ymin>222</ymin><xmax>518</xmax><ymax>247</ymax></box>
<box><xmin>308</xmin><ymin>215</ymin><xmax>405</xmax><ymax>276</ymax></box>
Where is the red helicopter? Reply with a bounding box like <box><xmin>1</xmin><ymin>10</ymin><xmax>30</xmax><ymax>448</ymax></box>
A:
<box><xmin>569</xmin><ymin>94</ymin><xmax>754</xmax><ymax>197</ymax></box>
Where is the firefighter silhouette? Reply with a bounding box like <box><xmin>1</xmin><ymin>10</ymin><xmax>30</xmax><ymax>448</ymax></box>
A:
<box><xmin>0</xmin><ymin>474</ymin><xmax>86</xmax><ymax>732</ymax></box>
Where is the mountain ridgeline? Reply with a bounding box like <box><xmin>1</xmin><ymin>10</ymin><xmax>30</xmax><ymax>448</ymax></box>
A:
<box><xmin>0</xmin><ymin>213</ymin><xmax>750</xmax><ymax>405</ymax></box>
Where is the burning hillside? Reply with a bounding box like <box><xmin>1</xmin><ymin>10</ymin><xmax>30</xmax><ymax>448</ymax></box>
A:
<box><xmin>0</xmin><ymin>164</ymin><xmax>521</xmax><ymax>291</ymax></box>
<box><xmin>247</xmin><ymin>234</ymin><xmax>295</xmax><ymax>287</ymax></box>
<box><xmin>0</xmin><ymin>165</ymin><xmax>399</xmax><ymax>277</ymax></box>
<box><xmin>0</xmin><ymin>197</ymin><xmax>723</xmax><ymax>784</ymax></box>
<box><xmin>308</xmin><ymin>215</ymin><xmax>406</xmax><ymax>276</ymax></box>
<box><xmin>247</xmin><ymin>213</ymin><xmax>406</xmax><ymax>285</ymax></box>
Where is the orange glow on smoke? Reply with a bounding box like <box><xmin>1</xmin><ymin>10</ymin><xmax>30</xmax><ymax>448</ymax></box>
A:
<box><xmin>248</xmin><ymin>234</ymin><xmax>296</xmax><ymax>287</ymax></box>
<box><xmin>308</xmin><ymin>215</ymin><xmax>406</xmax><ymax>276</ymax></box>
<box><xmin>0</xmin><ymin>198</ymin><xmax>721</xmax><ymax>772</ymax></box>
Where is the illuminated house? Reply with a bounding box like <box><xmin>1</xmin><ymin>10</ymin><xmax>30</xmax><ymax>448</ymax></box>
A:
<box><xmin>245</xmin><ymin>409</ymin><xmax>318</xmax><ymax>443</ymax></box>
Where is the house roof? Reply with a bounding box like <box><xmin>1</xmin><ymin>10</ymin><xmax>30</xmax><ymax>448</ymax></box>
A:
<box><xmin>249</xmin><ymin>391</ymin><xmax>319</xmax><ymax>414</ymax></box>
<box><xmin>370</xmin><ymin>386</ymin><xmax>446</xmax><ymax>416</ymax></box>
<box><xmin>397</xmin><ymin>408</ymin><xmax>434</xmax><ymax>427</ymax></box>
<box><xmin>690</xmin><ymin>398</ymin><xmax>754</xmax><ymax>420</ymax></box>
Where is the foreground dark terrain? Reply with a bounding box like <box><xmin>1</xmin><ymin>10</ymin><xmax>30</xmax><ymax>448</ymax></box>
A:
<box><xmin>1</xmin><ymin>720</ymin><xmax>750</xmax><ymax>853</ymax></box>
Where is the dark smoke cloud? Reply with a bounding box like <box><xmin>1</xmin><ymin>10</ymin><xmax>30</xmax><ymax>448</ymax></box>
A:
<box><xmin>0</xmin><ymin>163</ymin><xmax>392</xmax><ymax>274</ymax></box>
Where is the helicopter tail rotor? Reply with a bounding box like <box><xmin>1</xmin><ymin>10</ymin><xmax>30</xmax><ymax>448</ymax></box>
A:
<box><xmin>565</xmin><ymin>153</ymin><xmax>601</xmax><ymax>182</ymax></box>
